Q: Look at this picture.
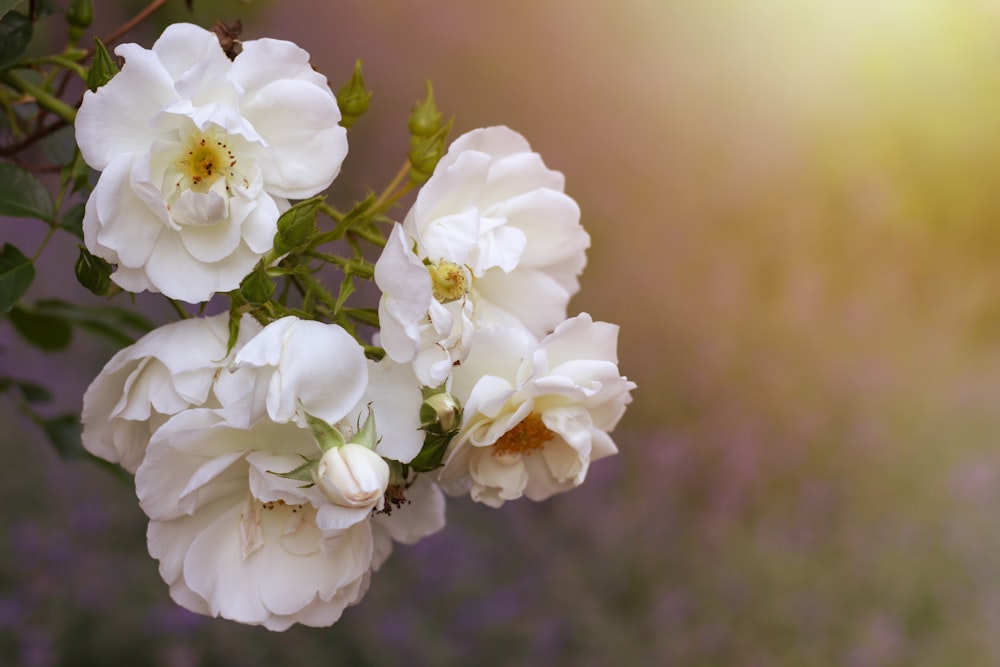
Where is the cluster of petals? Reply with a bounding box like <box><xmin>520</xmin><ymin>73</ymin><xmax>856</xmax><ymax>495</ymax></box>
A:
<box><xmin>438</xmin><ymin>313</ymin><xmax>635</xmax><ymax>508</ymax></box>
<box><xmin>75</xmin><ymin>23</ymin><xmax>348</xmax><ymax>303</ymax></box>
<box><xmin>375</xmin><ymin>126</ymin><xmax>590</xmax><ymax>387</ymax></box>
<box><xmin>82</xmin><ymin>315</ymin><xmax>444</xmax><ymax>629</ymax></box>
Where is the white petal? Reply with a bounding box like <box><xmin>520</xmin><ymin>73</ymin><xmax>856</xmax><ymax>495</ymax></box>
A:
<box><xmin>239</xmin><ymin>80</ymin><xmax>347</xmax><ymax>198</ymax></box>
<box><xmin>88</xmin><ymin>155</ymin><xmax>164</xmax><ymax>268</ymax></box>
<box><xmin>75</xmin><ymin>44</ymin><xmax>178</xmax><ymax>170</ymax></box>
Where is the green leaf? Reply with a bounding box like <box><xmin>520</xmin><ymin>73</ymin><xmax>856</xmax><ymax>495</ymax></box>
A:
<box><xmin>58</xmin><ymin>202</ymin><xmax>85</xmax><ymax>239</ymax></box>
<box><xmin>15</xmin><ymin>379</ymin><xmax>50</xmax><ymax>403</ymax></box>
<box><xmin>0</xmin><ymin>163</ymin><xmax>54</xmax><ymax>221</ymax></box>
<box><xmin>86</xmin><ymin>37</ymin><xmax>118</xmax><ymax>92</ymax></box>
<box><xmin>9</xmin><ymin>304</ymin><xmax>72</xmax><ymax>350</ymax></box>
<box><xmin>0</xmin><ymin>10</ymin><xmax>31</xmax><ymax>70</ymax></box>
<box><xmin>0</xmin><ymin>243</ymin><xmax>34</xmax><ymax>313</ymax></box>
<box><xmin>334</xmin><ymin>275</ymin><xmax>354</xmax><ymax>313</ymax></box>
<box><xmin>31</xmin><ymin>299</ymin><xmax>152</xmax><ymax>346</ymax></box>
<box><xmin>42</xmin><ymin>413</ymin><xmax>84</xmax><ymax>459</ymax></box>
<box><xmin>408</xmin><ymin>429</ymin><xmax>455</xmax><ymax>473</ymax></box>
<box><xmin>0</xmin><ymin>1</ymin><xmax>22</xmax><ymax>21</ymax></box>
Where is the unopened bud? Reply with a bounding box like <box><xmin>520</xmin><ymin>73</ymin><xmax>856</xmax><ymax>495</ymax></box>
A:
<box><xmin>337</xmin><ymin>60</ymin><xmax>372</xmax><ymax>129</ymax></box>
<box><xmin>74</xmin><ymin>245</ymin><xmax>112</xmax><ymax>295</ymax></box>
<box><xmin>313</xmin><ymin>443</ymin><xmax>389</xmax><ymax>511</ymax></box>
<box><xmin>408</xmin><ymin>81</ymin><xmax>443</xmax><ymax>138</ymax></box>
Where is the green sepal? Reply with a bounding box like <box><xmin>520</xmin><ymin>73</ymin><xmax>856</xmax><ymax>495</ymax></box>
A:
<box><xmin>267</xmin><ymin>455</ymin><xmax>316</xmax><ymax>484</ymax></box>
<box><xmin>304</xmin><ymin>409</ymin><xmax>346</xmax><ymax>453</ymax></box>
<box><xmin>348</xmin><ymin>407</ymin><xmax>378</xmax><ymax>451</ymax></box>
<box><xmin>408</xmin><ymin>80</ymin><xmax>442</xmax><ymax>138</ymax></box>
<box><xmin>74</xmin><ymin>245</ymin><xmax>112</xmax><ymax>296</ymax></box>
<box><xmin>86</xmin><ymin>37</ymin><xmax>118</xmax><ymax>91</ymax></box>
<box><xmin>273</xmin><ymin>196</ymin><xmax>322</xmax><ymax>256</ymax></box>
<box><xmin>337</xmin><ymin>59</ymin><xmax>371</xmax><ymax>129</ymax></box>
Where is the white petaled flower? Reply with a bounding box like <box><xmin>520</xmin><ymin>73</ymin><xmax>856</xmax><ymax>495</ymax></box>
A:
<box><xmin>75</xmin><ymin>23</ymin><xmax>348</xmax><ymax>303</ymax></box>
<box><xmin>81</xmin><ymin>313</ymin><xmax>260</xmax><ymax>473</ymax></box>
<box><xmin>371</xmin><ymin>474</ymin><xmax>447</xmax><ymax>571</ymax></box>
<box><xmin>438</xmin><ymin>313</ymin><xmax>635</xmax><ymax>508</ymax></box>
<box><xmin>374</xmin><ymin>126</ymin><xmax>589</xmax><ymax>386</ymax></box>
<box><xmin>135</xmin><ymin>318</ymin><xmax>380</xmax><ymax>630</ymax></box>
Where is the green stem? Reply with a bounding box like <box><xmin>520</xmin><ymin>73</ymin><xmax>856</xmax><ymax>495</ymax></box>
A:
<box><xmin>0</xmin><ymin>71</ymin><xmax>77</xmax><ymax>124</ymax></box>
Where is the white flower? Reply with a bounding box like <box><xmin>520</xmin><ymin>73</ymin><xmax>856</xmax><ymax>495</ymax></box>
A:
<box><xmin>438</xmin><ymin>313</ymin><xmax>635</xmax><ymax>507</ymax></box>
<box><xmin>314</xmin><ymin>443</ymin><xmax>390</xmax><ymax>511</ymax></box>
<box><xmin>138</xmin><ymin>409</ymin><xmax>374</xmax><ymax>631</ymax></box>
<box><xmin>232</xmin><ymin>316</ymin><xmax>369</xmax><ymax>427</ymax></box>
<box><xmin>80</xmin><ymin>313</ymin><xmax>260</xmax><ymax>473</ymax></box>
<box><xmin>75</xmin><ymin>23</ymin><xmax>348</xmax><ymax>303</ymax></box>
<box><xmin>349</xmin><ymin>355</ymin><xmax>425</xmax><ymax>464</ymax></box>
<box><xmin>375</xmin><ymin>126</ymin><xmax>589</xmax><ymax>386</ymax></box>
<box><xmin>134</xmin><ymin>318</ymin><xmax>377</xmax><ymax>630</ymax></box>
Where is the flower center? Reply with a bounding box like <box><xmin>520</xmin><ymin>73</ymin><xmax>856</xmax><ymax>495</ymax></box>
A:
<box><xmin>176</xmin><ymin>131</ymin><xmax>238</xmax><ymax>193</ymax></box>
<box><xmin>428</xmin><ymin>260</ymin><xmax>469</xmax><ymax>303</ymax></box>
<box><xmin>492</xmin><ymin>413</ymin><xmax>555</xmax><ymax>457</ymax></box>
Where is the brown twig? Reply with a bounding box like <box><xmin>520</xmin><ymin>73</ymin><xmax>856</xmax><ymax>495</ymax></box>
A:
<box><xmin>100</xmin><ymin>0</ymin><xmax>173</xmax><ymax>51</ymax></box>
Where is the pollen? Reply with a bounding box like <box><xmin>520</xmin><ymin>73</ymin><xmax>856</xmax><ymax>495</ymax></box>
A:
<box><xmin>178</xmin><ymin>132</ymin><xmax>236</xmax><ymax>192</ymax></box>
<box><xmin>492</xmin><ymin>413</ymin><xmax>554</xmax><ymax>457</ymax></box>
<box><xmin>428</xmin><ymin>260</ymin><xmax>469</xmax><ymax>303</ymax></box>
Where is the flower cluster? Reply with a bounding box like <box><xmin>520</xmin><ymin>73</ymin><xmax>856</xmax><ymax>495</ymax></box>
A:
<box><xmin>78</xmin><ymin>23</ymin><xmax>634</xmax><ymax>630</ymax></box>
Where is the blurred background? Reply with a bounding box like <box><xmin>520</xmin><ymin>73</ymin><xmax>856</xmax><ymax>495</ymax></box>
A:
<box><xmin>6</xmin><ymin>0</ymin><xmax>1000</xmax><ymax>664</ymax></box>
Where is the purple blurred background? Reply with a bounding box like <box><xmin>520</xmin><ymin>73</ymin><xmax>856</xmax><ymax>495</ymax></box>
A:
<box><xmin>6</xmin><ymin>0</ymin><xmax>1000</xmax><ymax>663</ymax></box>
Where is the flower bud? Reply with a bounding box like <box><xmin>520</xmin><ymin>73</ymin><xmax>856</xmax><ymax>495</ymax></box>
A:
<box><xmin>74</xmin><ymin>245</ymin><xmax>112</xmax><ymax>295</ymax></box>
<box><xmin>337</xmin><ymin>60</ymin><xmax>372</xmax><ymax>129</ymax></box>
<box><xmin>313</xmin><ymin>443</ymin><xmax>389</xmax><ymax>511</ymax></box>
<box><xmin>238</xmin><ymin>260</ymin><xmax>274</xmax><ymax>305</ymax></box>
<box><xmin>420</xmin><ymin>389</ymin><xmax>461</xmax><ymax>434</ymax></box>
<box><xmin>408</xmin><ymin>81</ymin><xmax>443</xmax><ymax>138</ymax></box>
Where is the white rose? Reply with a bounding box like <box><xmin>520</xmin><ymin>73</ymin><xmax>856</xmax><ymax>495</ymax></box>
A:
<box><xmin>439</xmin><ymin>313</ymin><xmax>635</xmax><ymax>507</ymax></box>
<box><xmin>313</xmin><ymin>443</ymin><xmax>390</xmax><ymax>511</ymax></box>
<box><xmin>80</xmin><ymin>313</ymin><xmax>260</xmax><ymax>473</ymax></box>
<box><xmin>138</xmin><ymin>409</ymin><xmax>374</xmax><ymax>631</ymax></box>
<box><xmin>375</xmin><ymin>126</ymin><xmax>589</xmax><ymax>386</ymax></box>
<box><xmin>134</xmin><ymin>319</ymin><xmax>377</xmax><ymax>630</ymax></box>
<box><xmin>75</xmin><ymin>23</ymin><xmax>348</xmax><ymax>303</ymax></box>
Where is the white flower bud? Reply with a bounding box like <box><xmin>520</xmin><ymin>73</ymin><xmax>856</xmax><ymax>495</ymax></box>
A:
<box><xmin>313</xmin><ymin>443</ymin><xmax>390</xmax><ymax>511</ymax></box>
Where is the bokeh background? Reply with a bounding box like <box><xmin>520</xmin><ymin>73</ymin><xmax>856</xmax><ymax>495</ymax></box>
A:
<box><xmin>6</xmin><ymin>0</ymin><xmax>1000</xmax><ymax>664</ymax></box>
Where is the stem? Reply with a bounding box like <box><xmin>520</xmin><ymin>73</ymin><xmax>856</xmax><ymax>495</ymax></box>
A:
<box><xmin>101</xmin><ymin>0</ymin><xmax>173</xmax><ymax>48</ymax></box>
<box><xmin>370</xmin><ymin>160</ymin><xmax>413</xmax><ymax>213</ymax></box>
<box><xmin>30</xmin><ymin>225</ymin><xmax>56</xmax><ymax>261</ymax></box>
<box><xmin>167</xmin><ymin>299</ymin><xmax>190</xmax><ymax>320</ymax></box>
<box><xmin>0</xmin><ymin>71</ymin><xmax>77</xmax><ymax>124</ymax></box>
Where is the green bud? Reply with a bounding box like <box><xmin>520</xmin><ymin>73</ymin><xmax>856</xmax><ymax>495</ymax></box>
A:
<box><xmin>238</xmin><ymin>260</ymin><xmax>274</xmax><ymax>305</ymax></box>
<box><xmin>74</xmin><ymin>245</ymin><xmax>112</xmax><ymax>295</ymax></box>
<box><xmin>408</xmin><ymin>80</ymin><xmax>442</xmax><ymax>138</ymax></box>
<box><xmin>409</xmin><ymin>118</ymin><xmax>453</xmax><ymax>185</ymax></box>
<box><xmin>336</xmin><ymin>59</ymin><xmax>371</xmax><ymax>129</ymax></box>
<box><xmin>86</xmin><ymin>38</ymin><xmax>119</xmax><ymax>92</ymax></box>
<box><xmin>272</xmin><ymin>197</ymin><xmax>322</xmax><ymax>256</ymax></box>
<box><xmin>67</xmin><ymin>0</ymin><xmax>92</xmax><ymax>42</ymax></box>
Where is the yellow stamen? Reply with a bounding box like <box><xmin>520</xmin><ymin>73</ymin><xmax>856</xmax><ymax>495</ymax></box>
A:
<box><xmin>493</xmin><ymin>413</ymin><xmax>554</xmax><ymax>457</ymax></box>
